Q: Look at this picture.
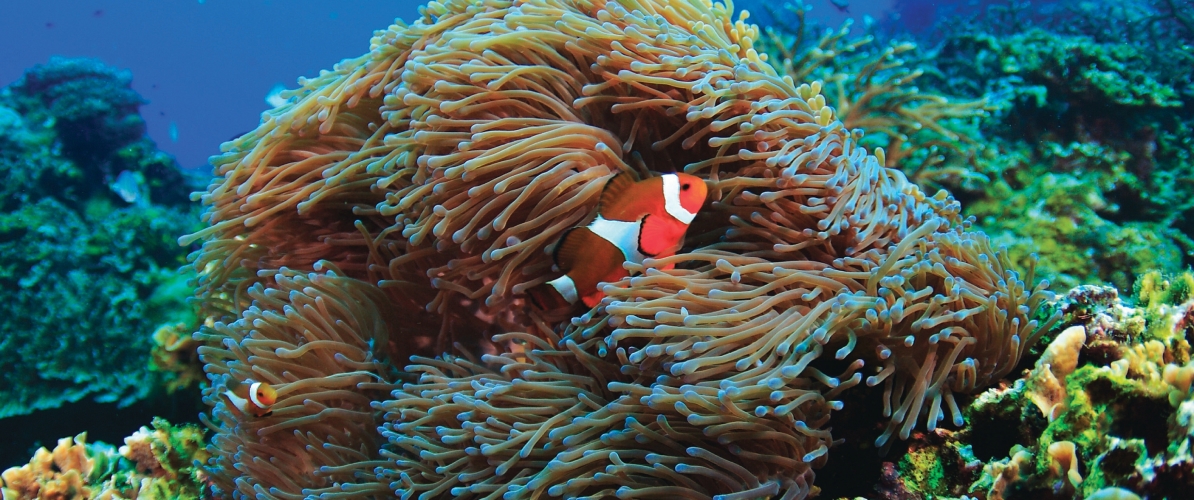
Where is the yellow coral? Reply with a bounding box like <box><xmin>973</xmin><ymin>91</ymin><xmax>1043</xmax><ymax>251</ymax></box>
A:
<box><xmin>975</xmin><ymin>445</ymin><xmax>1034</xmax><ymax>500</ymax></box>
<box><xmin>1163</xmin><ymin>362</ymin><xmax>1194</xmax><ymax>406</ymax></box>
<box><xmin>148</xmin><ymin>323</ymin><xmax>203</xmax><ymax>393</ymax></box>
<box><xmin>0</xmin><ymin>421</ymin><xmax>208</xmax><ymax>500</ymax></box>
<box><xmin>1109</xmin><ymin>339</ymin><xmax>1167</xmax><ymax>381</ymax></box>
<box><xmin>1046</xmin><ymin>440</ymin><xmax>1083</xmax><ymax>490</ymax></box>
<box><xmin>1</xmin><ymin>434</ymin><xmax>95</xmax><ymax>500</ymax></box>
<box><xmin>1026</xmin><ymin>325</ymin><xmax>1087</xmax><ymax>420</ymax></box>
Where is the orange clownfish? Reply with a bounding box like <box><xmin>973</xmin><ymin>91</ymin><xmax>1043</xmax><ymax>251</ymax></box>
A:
<box><xmin>221</xmin><ymin>380</ymin><xmax>277</xmax><ymax>417</ymax></box>
<box><xmin>528</xmin><ymin>172</ymin><xmax>707</xmax><ymax>309</ymax></box>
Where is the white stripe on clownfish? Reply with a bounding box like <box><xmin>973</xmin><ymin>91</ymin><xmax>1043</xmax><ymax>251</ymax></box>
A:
<box><xmin>224</xmin><ymin>388</ymin><xmax>250</xmax><ymax>413</ymax></box>
<box><xmin>662</xmin><ymin>174</ymin><xmax>697</xmax><ymax>224</ymax></box>
<box><xmin>588</xmin><ymin>215</ymin><xmax>649</xmax><ymax>263</ymax></box>
<box><xmin>249</xmin><ymin>382</ymin><xmax>267</xmax><ymax>409</ymax></box>
<box><xmin>547</xmin><ymin>274</ymin><xmax>579</xmax><ymax>304</ymax></box>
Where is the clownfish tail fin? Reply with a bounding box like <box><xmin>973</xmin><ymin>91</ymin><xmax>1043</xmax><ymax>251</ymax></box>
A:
<box><xmin>598</xmin><ymin>172</ymin><xmax>635</xmax><ymax>216</ymax></box>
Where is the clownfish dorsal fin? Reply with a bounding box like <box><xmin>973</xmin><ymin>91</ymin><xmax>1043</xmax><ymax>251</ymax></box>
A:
<box><xmin>598</xmin><ymin>172</ymin><xmax>635</xmax><ymax>217</ymax></box>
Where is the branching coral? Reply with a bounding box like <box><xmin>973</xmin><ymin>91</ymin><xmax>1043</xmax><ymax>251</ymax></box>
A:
<box><xmin>185</xmin><ymin>0</ymin><xmax>1057</xmax><ymax>498</ymax></box>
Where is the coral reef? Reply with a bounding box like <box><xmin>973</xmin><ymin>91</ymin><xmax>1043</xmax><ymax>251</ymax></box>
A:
<box><xmin>0</xmin><ymin>418</ymin><xmax>209</xmax><ymax>499</ymax></box>
<box><xmin>186</xmin><ymin>0</ymin><xmax>1053</xmax><ymax>498</ymax></box>
<box><xmin>0</xmin><ymin>57</ymin><xmax>202</xmax><ymax>418</ymax></box>
<box><xmin>923</xmin><ymin>3</ymin><xmax>1194</xmax><ymax>292</ymax></box>
<box><xmin>752</xmin><ymin>0</ymin><xmax>1194</xmax><ymax>294</ymax></box>
<box><xmin>7</xmin><ymin>1</ymin><xmax>1193</xmax><ymax>499</ymax></box>
<box><xmin>864</xmin><ymin>274</ymin><xmax>1194</xmax><ymax>499</ymax></box>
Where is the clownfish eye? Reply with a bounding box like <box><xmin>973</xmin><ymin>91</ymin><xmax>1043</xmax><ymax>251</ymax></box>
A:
<box><xmin>681</xmin><ymin>183</ymin><xmax>691</xmax><ymax>191</ymax></box>
<box><xmin>257</xmin><ymin>390</ymin><xmax>265</xmax><ymax>396</ymax></box>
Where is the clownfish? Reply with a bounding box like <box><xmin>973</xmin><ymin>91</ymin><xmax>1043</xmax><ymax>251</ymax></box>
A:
<box><xmin>528</xmin><ymin>172</ymin><xmax>707</xmax><ymax>309</ymax></box>
<box><xmin>221</xmin><ymin>380</ymin><xmax>277</xmax><ymax>417</ymax></box>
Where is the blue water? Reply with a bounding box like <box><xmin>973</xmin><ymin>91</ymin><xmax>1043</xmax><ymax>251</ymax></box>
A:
<box><xmin>1</xmin><ymin>1</ymin><xmax>419</xmax><ymax>170</ymax></box>
<box><xmin>1</xmin><ymin>0</ymin><xmax>1007</xmax><ymax>170</ymax></box>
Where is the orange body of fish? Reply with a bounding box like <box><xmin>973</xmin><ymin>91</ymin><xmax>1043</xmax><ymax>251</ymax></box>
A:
<box><xmin>528</xmin><ymin>172</ymin><xmax>707</xmax><ymax>309</ymax></box>
<box><xmin>221</xmin><ymin>380</ymin><xmax>277</xmax><ymax>417</ymax></box>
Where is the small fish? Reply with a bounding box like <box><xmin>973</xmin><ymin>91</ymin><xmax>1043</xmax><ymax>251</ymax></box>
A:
<box><xmin>110</xmin><ymin>169</ymin><xmax>146</xmax><ymax>205</ymax></box>
<box><xmin>221</xmin><ymin>380</ymin><xmax>277</xmax><ymax>417</ymax></box>
<box><xmin>830</xmin><ymin>0</ymin><xmax>849</xmax><ymax>13</ymax></box>
<box><xmin>528</xmin><ymin>172</ymin><xmax>707</xmax><ymax>309</ymax></box>
<box><xmin>265</xmin><ymin>83</ymin><xmax>290</xmax><ymax>108</ymax></box>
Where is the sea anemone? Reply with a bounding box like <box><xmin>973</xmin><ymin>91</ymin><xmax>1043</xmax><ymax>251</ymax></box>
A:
<box><xmin>185</xmin><ymin>0</ymin><xmax>1057</xmax><ymax>497</ymax></box>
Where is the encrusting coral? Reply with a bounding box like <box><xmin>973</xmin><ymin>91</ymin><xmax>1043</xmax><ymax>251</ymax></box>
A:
<box><xmin>1</xmin><ymin>434</ymin><xmax>98</xmax><ymax>500</ymax></box>
<box><xmin>184</xmin><ymin>0</ymin><xmax>1056</xmax><ymax>498</ymax></box>
<box><xmin>1024</xmin><ymin>325</ymin><xmax>1086</xmax><ymax>421</ymax></box>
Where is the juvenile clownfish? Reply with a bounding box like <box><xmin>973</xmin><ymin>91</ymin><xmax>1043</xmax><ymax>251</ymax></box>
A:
<box><xmin>221</xmin><ymin>380</ymin><xmax>277</xmax><ymax>417</ymax></box>
<box><xmin>528</xmin><ymin>172</ymin><xmax>707</xmax><ymax>309</ymax></box>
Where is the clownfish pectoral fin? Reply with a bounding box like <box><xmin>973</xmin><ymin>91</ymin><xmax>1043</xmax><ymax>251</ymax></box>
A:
<box><xmin>580</xmin><ymin>289</ymin><xmax>604</xmax><ymax>308</ymax></box>
<box><xmin>638</xmin><ymin>213</ymin><xmax>680</xmax><ymax>257</ymax></box>
<box><xmin>597</xmin><ymin>172</ymin><xmax>635</xmax><ymax>217</ymax></box>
